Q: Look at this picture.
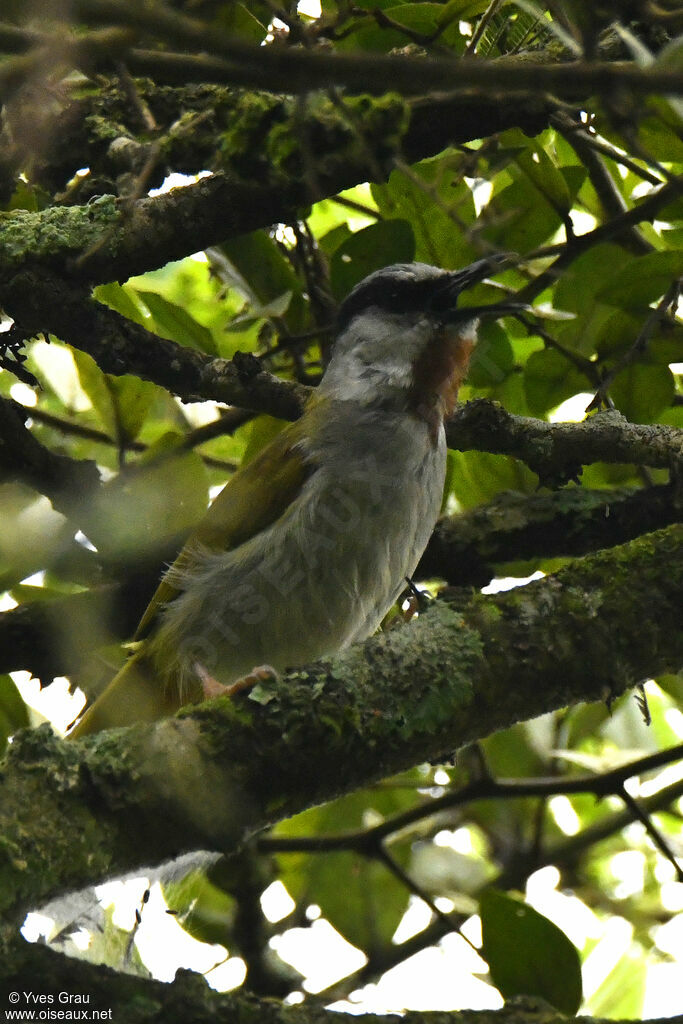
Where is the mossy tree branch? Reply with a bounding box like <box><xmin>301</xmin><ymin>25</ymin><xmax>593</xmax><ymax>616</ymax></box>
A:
<box><xmin>447</xmin><ymin>402</ymin><xmax>683</xmax><ymax>484</ymax></box>
<box><xmin>0</xmin><ymin>396</ymin><xmax>101</xmax><ymax>517</ymax></box>
<box><xmin>1</xmin><ymin>525</ymin><xmax>680</xmax><ymax>923</ymax></box>
<box><xmin>418</xmin><ymin>483</ymin><xmax>683</xmax><ymax>585</ymax></box>
<box><xmin>2</xmin><ymin>934</ymin><xmax>675</xmax><ymax>1024</ymax></box>
<box><xmin>12</xmin><ymin>0</ymin><xmax>683</xmax><ymax>100</ymax></box>
<box><xmin>0</xmin><ymin>482</ymin><xmax>679</xmax><ymax>680</ymax></box>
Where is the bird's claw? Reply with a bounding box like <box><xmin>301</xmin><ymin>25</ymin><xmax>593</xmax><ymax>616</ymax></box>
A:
<box><xmin>194</xmin><ymin>662</ymin><xmax>279</xmax><ymax>700</ymax></box>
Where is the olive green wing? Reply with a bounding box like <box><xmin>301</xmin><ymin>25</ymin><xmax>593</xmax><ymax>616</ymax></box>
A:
<box><xmin>134</xmin><ymin>416</ymin><xmax>312</xmax><ymax>640</ymax></box>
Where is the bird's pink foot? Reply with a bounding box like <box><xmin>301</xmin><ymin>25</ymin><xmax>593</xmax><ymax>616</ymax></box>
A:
<box><xmin>194</xmin><ymin>662</ymin><xmax>279</xmax><ymax>699</ymax></box>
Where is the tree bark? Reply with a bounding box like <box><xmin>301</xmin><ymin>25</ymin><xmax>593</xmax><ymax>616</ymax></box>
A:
<box><xmin>1</xmin><ymin>525</ymin><xmax>680</xmax><ymax>923</ymax></box>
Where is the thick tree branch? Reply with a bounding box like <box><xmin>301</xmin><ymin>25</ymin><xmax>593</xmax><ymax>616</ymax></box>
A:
<box><xmin>1</xmin><ymin>526</ymin><xmax>680</xmax><ymax>920</ymax></box>
<box><xmin>51</xmin><ymin>0</ymin><xmax>683</xmax><ymax>99</ymax></box>
<box><xmin>4</xmin><ymin>70</ymin><xmax>552</xmax><ymax>199</ymax></box>
<box><xmin>418</xmin><ymin>484</ymin><xmax>683</xmax><ymax>584</ymax></box>
<box><xmin>2</xmin><ymin>931</ymin><xmax>678</xmax><ymax>1024</ymax></box>
<box><xmin>0</xmin><ymin>396</ymin><xmax>101</xmax><ymax>517</ymax></box>
<box><xmin>4</xmin><ymin>0</ymin><xmax>683</xmax><ymax>101</ymax></box>
<box><xmin>3</xmin><ymin>482</ymin><xmax>679</xmax><ymax>679</ymax></box>
<box><xmin>447</xmin><ymin>401</ymin><xmax>683</xmax><ymax>483</ymax></box>
<box><xmin>0</xmin><ymin>271</ymin><xmax>308</xmax><ymax>419</ymax></box>
<box><xmin>1</xmin><ymin>267</ymin><xmax>681</xmax><ymax>479</ymax></box>
<box><xmin>1</xmin><ymin>103</ymin><xmax>679</xmax><ymax>293</ymax></box>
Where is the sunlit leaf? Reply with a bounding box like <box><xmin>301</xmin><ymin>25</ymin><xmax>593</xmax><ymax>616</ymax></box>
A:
<box><xmin>136</xmin><ymin>290</ymin><xmax>218</xmax><ymax>354</ymax></box>
<box><xmin>447</xmin><ymin>450</ymin><xmax>536</xmax><ymax>507</ymax></box>
<box><xmin>329</xmin><ymin>219</ymin><xmax>415</xmax><ymax>298</ymax></box>
<box><xmin>587</xmin><ymin>946</ymin><xmax>646</xmax><ymax>1019</ymax></box>
<box><xmin>0</xmin><ymin>674</ymin><xmax>30</xmax><ymax>753</ymax></box>
<box><xmin>523</xmin><ymin>348</ymin><xmax>590</xmax><ymax>417</ymax></box>
<box><xmin>372</xmin><ymin>160</ymin><xmax>477</xmax><ymax>268</ymax></box>
<box><xmin>73</xmin><ymin>349</ymin><xmax>156</xmax><ymax>443</ymax></box>
<box><xmin>163</xmin><ymin>868</ymin><xmax>235</xmax><ymax>947</ymax></box>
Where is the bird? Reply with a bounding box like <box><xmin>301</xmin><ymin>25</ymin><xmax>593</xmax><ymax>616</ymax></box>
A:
<box><xmin>69</xmin><ymin>256</ymin><xmax>515</xmax><ymax>738</ymax></box>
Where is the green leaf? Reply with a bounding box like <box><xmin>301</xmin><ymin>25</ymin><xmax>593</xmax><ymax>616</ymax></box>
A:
<box><xmin>593</xmin><ymin>309</ymin><xmax>647</xmax><ymax>359</ymax></box>
<box><xmin>553</xmin><ymin>244</ymin><xmax>632</xmax><ymax>314</ymax></box>
<box><xmin>468</xmin><ymin>320</ymin><xmax>514</xmax><ymax>387</ymax></box>
<box><xmin>563</xmin><ymin>701</ymin><xmax>611</xmax><ymax>747</ymax></box>
<box><xmin>135</xmin><ymin>290</ymin><xmax>218</xmax><ymax>354</ymax></box>
<box><xmin>318</xmin><ymin>222</ymin><xmax>353</xmax><ymax>256</ymax></box>
<box><xmin>523</xmin><ymin>348</ymin><xmax>590</xmax><ymax>417</ymax></box>
<box><xmin>219</xmin><ymin>230</ymin><xmax>306</xmax><ymax>333</ymax></box>
<box><xmin>7</xmin><ymin>179</ymin><xmax>46</xmax><ymax>212</ymax></box>
<box><xmin>480</xmin><ymin>889</ymin><xmax>583</xmax><ymax>1014</ymax></box>
<box><xmin>215</xmin><ymin>2</ymin><xmax>266</xmax><ymax>42</ymax></box>
<box><xmin>288</xmin><ymin>850</ymin><xmax>408</xmax><ymax>952</ymax></box>
<box><xmin>609</xmin><ymin>362</ymin><xmax>675</xmax><ymax>423</ymax></box>
<box><xmin>336</xmin><ymin>2</ymin><xmax>475</xmax><ymax>52</ymax></box>
<box><xmin>586</xmin><ymin>946</ymin><xmax>646</xmax><ymax>1019</ymax></box>
<box><xmin>649</xmin><ymin>319</ymin><xmax>683</xmax><ymax>363</ymax></box>
<box><xmin>94</xmin><ymin>282</ymin><xmax>149</xmax><ymax>326</ymax></box>
<box><xmin>241</xmin><ymin>415</ymin><xmax>288</xmax><ymax>466</ymax></box>
<box><xmin>0</xmin><ymin>674</ymin><xmax>30</xmax><ymax>753</ymax></box>
<box><xmin>372</xmin><ymin>160</ymin><xmax>477</xmax><ymax>268</ymax></box>
<box><xmin>656</xmin><ymin>672</ymin><xmax>683</xmax><ymax>703</ymax></box>
<box><xmin>447</xmin><ymin>450</ymin><xmax>536</xmax><ymax>507</ymax></box>
<box><xmin>596</xmin><ymin>251</ymin><xmax>683</xmax><ymax>311</ymax></box>
<box><xmin>163</xmin><ymin>868</ymin><xmax>235</xmax><ymax>947</ymax></box>
<box><xmin>377</xmin><ymin>2</ymin><xmax>475</xmax><ymax>48</ymax></box>
<box><xmin>484</xmin><ymin>723</ymin><xmax>547</xmax><ymax>778</ymax></box>
<box><xmin>275</xmin><ymin>788</ymin><xmax>415</xmax><ymax>951</ymax></box>
<box><xmin>108</xmin><ymin>374</ymin><xmax>158</xmax><ymax>443</ymax></box>
<box><xmin>72</xmin><ymin>349</ymin><xmax>117</xmax><ymax>434</ymax></box>
<box><xmin>73</xmin><ymin>349</ymin><xmax>156</xmax><ymax>444</ymax></box>
<box><xmin>330</xmin><ymin>219</ymin><xmax>415</xmax><ymax>299</ymax></box>
<box><xmin>483</xmin><ymin>166</ymin><xmax>585</xmax><ymax>253</ymax></box>
<box><xmin>515</xmin><ymin>145</ymin><xmax>572</xmax><ymax>214</ymax></box>
<box><xmin>84</xmin><ymin>435</ymin><xmax>209</xmax><ymax>559</ymax></box>
<box><xmin>638</xmin><ymin>101</ymin><xmax>683</xmax><ymax>163</ymax></box>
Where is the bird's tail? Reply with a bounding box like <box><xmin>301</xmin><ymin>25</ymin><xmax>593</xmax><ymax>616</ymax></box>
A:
<box><xmin>67</xmin><ymin>650</ymin><xmax>182</xmax><ymax>739</ymax></box>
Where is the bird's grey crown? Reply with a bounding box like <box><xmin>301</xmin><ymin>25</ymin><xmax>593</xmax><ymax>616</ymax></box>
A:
<box><xmin>336</xmin><ymin>256</ymin><xmax>509</xmax><ymax>332</ymax></box>
<box><xmin>337</xmin><ymin>262</ymin><xmax>451</xmax><ymax>331</ymax></box>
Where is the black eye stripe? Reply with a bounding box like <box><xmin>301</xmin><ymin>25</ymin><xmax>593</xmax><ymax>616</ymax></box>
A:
<box><xmin>337</xmin><ymin>276</ymin><xmax>446</xmax><ymax>331</ymax></box>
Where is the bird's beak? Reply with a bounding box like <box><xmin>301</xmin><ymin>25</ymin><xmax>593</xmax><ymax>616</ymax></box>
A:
<box><xmin>430</xmin><ymin>253</ymin><xmax>516</xmax><ymax>320</ymax></box>
<box><xmin>458</xmin><ymin>299</ymin><xmax>527</xmax><ymax>320</ymax></box>
<box><xmin>445</xmin><ymin>252</ymin><xmax>513</xmax><ymax>292</ymax></box>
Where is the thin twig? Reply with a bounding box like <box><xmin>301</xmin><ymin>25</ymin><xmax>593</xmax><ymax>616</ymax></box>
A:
<box><xmin>618</xmin><ymin>784</ymin><xmax>683</xmax><ymax>882</ymax></box>
<box><xmin>316</xmin><ymin>773</ymin><xmax>683</xmax><ymax>998</ymax></box>
<box><xmin>465</xmin><ymin>0</ymin><xmax>504</xmax><ymax>56</ymax></box>
<box><xmin>260</xmin><ymin>742</ymin><xmax>683</xmax><ymax>854</ymax></box>
<box><xmin>375</xmin><ymin>844</ymin><xmax>479</xmax><ymax>954</ymax></box>
<box><xmin>516</xmin><ymin>177</ymin><xmax>683</xmax><ymax>304</ymax></box>
<box><xmin>550</xmin><ymin>112</ymin><xmax>665</xmax><ymax>187</ymax></box>
<box><xmin>513</xmin><ymin>311</ymin><xmax>602</xmax><ymax>385</ymax></box>
<box><xmin>27</xmin><ymin>404</ymin><xmax>240</xmax><ymax>470</ymax></box>
<box><xmin>587</xmin><ymin>279</ymin><xmax>681</xmax><ymax>411</ymax></box>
